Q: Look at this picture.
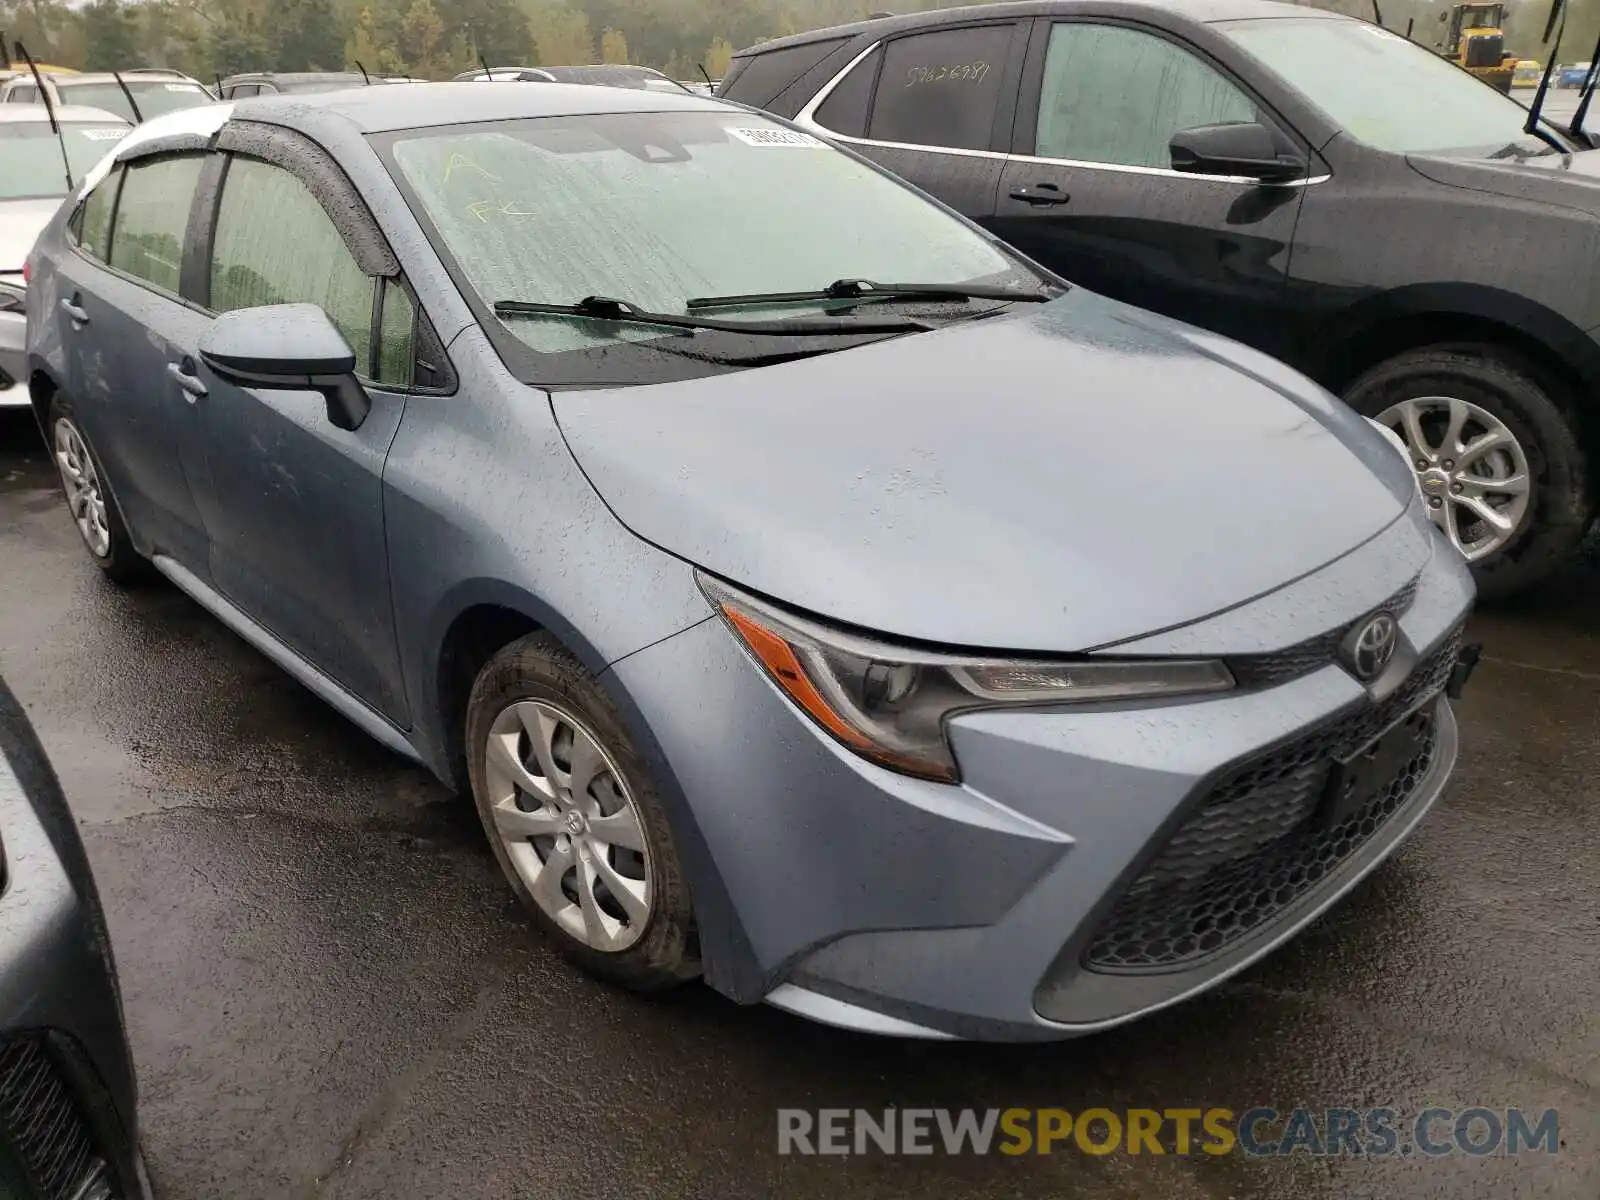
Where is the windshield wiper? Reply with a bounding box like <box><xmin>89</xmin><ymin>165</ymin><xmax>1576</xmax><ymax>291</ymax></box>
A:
<box><xmin>493</xmin><ymin>294</ymin><xmax>930</xmax><ymax>335</ymax></box>
<box><xmin>685</xmin><ymin>278</ymin><xmax>1057</xmax><ymax>311</ymax></box>
<box><xmin>1523</xmin><ymin>0</ymin><xmax>1571</xmax><ymax>155</ymax></box>
<box><xmin>1570</xmin><ymin>28</ymin><xmax>1600</xmax><ymax>141</ymax></box>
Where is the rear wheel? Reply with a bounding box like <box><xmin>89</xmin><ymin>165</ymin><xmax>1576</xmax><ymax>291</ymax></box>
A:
<box><xmin>465</xmin><ymin>632</ymin><xmax>699</xmax><ymax>991</ymax></box>
<box><xmin>1344</xmin><ymin>346</ymin><xmax>1590</xmax><ymax>599</ymax></box>
<box><xmin>47</xmin><ymin>395</ymin><xmax>148</xmax><ymax>583</ymax></box>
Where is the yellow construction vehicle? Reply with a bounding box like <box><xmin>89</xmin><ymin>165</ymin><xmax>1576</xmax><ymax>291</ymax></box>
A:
<box><xmin>1438</xmin><ymin>3</ymin><xmax>1518</xmax><ymax>92</ymax></box>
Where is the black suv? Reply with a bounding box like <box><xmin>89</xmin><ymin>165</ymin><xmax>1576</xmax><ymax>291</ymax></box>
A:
<box><xmin>723</xmin><ymin>0</ymin><xmax>1600</xmax><ymax>596</ymax></box>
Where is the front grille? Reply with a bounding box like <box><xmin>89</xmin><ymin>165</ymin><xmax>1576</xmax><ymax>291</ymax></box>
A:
<box><xmin>1465</xmin><ymin>35</ymin><xmax>1505</xmax><ymax>68</ymax></box>
<box><xmin>1085</xmin><ymin>626</ymin><xmax>1462</xmax><ymax>973</ymax></box>
<box><xmin>1228</xmin><ymin>577</ymin><xmax>1419</xmax><ymax>690</ymax></box>
<box><xmin>0</xmin><ymin>1036</ymin><xmax>112</xmax><ymax>1200</ymax></box>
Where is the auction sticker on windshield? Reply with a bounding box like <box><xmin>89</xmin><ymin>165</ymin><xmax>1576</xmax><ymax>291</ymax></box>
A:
<box><xmin>727</xmin><ymin>127</ymin><xmax>825</xmax><ymax>148</ymax></box>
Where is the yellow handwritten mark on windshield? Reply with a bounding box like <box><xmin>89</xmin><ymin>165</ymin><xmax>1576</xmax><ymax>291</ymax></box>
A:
<box><xmin>443</xmin><ymin>153</ymin><xmax>502</xmax><ymax>184</ymax></box>
<box><xmin>467</xmin><ymin>199</ymin><xmax>538</xmax><ymax>223</ymax></box>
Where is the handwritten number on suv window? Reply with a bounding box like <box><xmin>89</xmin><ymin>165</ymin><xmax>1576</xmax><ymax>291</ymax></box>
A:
<box><xmin>905</xmin><ymin>61</ymin><xmax>991</xmax><ymax>87</ymax></box>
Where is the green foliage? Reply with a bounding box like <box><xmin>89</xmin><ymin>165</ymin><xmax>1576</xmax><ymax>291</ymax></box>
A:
<box><xmin>12</xmin><ymin>0</ymin><xmax>1596</xmax><ymax>84</ymax></box>
<box><xmin>599</xmin><ymin>26</ymin><xmax>629</xmax><ymax>63</ymax></box>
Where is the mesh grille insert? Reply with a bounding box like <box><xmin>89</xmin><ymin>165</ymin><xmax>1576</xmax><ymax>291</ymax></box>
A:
<box><xmin>1085</xmin><ymin>626</ymin><xmax>1461</xmax><ymax>973</ymax></box>
<box><xmin>0</xmin><ymin>1035</ymin><xmax>112</xmax><ymax>1200</ymax></box>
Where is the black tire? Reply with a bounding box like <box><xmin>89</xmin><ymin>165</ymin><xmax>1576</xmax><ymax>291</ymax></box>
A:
<box><xmin>465</xmin><ymin>632</ymin><xmax>699</xmax><ymax>991</ymax></box>
<box><xmin>1343</xmin><ymin>345</ymin><xmax>1590</xmax><ymax>600</ymax></box>
<box><xmin>46</xmin><ymin>394</ymin><xmax>150</xmax><ymax>584</ymax></box>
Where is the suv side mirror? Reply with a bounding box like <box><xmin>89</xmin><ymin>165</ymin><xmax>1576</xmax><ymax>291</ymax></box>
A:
<box><xmin>198</xmin><ymin>303</ymin><xmax>371</xmax><ymax>431</ymax></box>
<box><xmin>1169</xmin><ymin>121</ymin><xmax>1309</xmax><ymax>184</ymax></box>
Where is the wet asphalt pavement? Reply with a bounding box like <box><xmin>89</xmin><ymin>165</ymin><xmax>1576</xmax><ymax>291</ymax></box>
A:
<box><xmin>0</xmin><ymin>408</ymin><xmax>1596</xmax><ymax>1199</ymax></box>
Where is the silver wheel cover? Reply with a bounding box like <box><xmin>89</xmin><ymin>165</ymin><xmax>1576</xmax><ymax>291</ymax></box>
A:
<box><xmin>482</xmin><ymin>700</ymin><xmax>652</xmax><ymax>952</ymax></box>
<box><xmin>1376</xmin><ymin>395</ymin><xmax>1532</xmax><ymax>563</ymax></box>
<box><xmin>53</xmin><ymin>418</ymin><xmax>112</xmax><ymax>559</ymax></box>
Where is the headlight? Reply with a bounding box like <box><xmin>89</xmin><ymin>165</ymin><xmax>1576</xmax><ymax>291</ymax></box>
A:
<box><xmin>699</xmin><ymin>574</ymin><xmax>1234</xmax><ymax>782</ymax></box>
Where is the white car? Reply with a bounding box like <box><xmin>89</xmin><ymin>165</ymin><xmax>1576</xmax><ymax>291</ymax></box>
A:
<box><xmin>0</xmin><ymin>104</ymin><xmax>130</xmax><ymax>407</ymax></box>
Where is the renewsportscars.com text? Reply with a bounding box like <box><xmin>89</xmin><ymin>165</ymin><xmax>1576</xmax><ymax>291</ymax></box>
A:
<box><xmin>776</xmin><ymin>1107</ymin><xmax>1561</xmax><ymax>1158</ymax></box>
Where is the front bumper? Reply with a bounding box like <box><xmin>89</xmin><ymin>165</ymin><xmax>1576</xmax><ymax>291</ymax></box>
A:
<box><xmin>611</xmin><ymin>511</ymin><xmax>1474</xmax><ymax>1041</ymax></box>
<box><xmin>0</xmin><ymin>307</ymin><xmax>26</xmax><ymax>408</ymax></box>
<box><xmin>0</xmin><ymin>693</ymin><xmax>144</xmax><ymax>1197</ymax></box>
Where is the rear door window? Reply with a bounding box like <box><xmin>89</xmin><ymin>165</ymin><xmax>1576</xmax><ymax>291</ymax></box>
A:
<box><xmin>868</xmin><ymin>24</ymin><xmax>1018</xmax><ymax>151</ymax></box>
<box><xmin>108</xmin><ymin>153</ymin><xmax>205</xmax><ymax>294</ymax></box>
<box><xmin>76</xmin><ymin>165</ymin><xmax>120</xmax><ymax>260</ymax></box>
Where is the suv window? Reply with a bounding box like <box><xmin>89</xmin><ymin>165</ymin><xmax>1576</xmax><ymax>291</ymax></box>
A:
<box><xmin>1033</xmin><ymin>24</ymin><xmax>1255</xmax><ymax>169</ymax></box>
<box><xmin>814</xmin><ymin>50</ymin><xmax>879</xmax><ymax>138</ymax></box>
<box><xmin>868</xmin><ymin>24</ymin><xmax>1016</xmax><ymax>151</ymax></box>
<box><xmin>108</xmin><ymin>154</ymin><xmax>204</xmax><ymax>293</ymax></box>
<box><xmin>719</xmin><ymin>38</ymin><xmax>849</xmax><ymax>108</ymax></box>
<box><xmin>209</xmin><ymin>155</ymin><xmax>412</xmax><ymax>385</ymax></box>
<box><xmin>8</xmin><ymin>84</ymin><xmax>37</xmax><ymax>103</ymax></box>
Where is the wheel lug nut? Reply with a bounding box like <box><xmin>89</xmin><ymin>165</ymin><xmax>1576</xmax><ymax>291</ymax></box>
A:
<box><xmin>1451</xmin><ymin>482</ymin><xmax>1463</xmax><ymax>494</ymax></box>
<box><xmin>1442</xmin><ymin>459</ymin><xmax>1455</xmax><ymax>469</ymax></box>
<box><xmin>1429</xmin><ymin>497</ymin><xmax>1443</xmax><ymax>508</ymax></box>
<box><xmin>1415</xmin><ymin>459</ymin><xmax>1428</xmax><ymax>470</ymax></box>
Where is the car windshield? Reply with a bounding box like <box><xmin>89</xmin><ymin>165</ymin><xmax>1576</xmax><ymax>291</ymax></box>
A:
<box><xmin>59</xmin><ymin>80</ymin><xmax>210</xmax><ymax>123</ymax></box>
<box><xmin>0</xmin><ymin>120</ymin><xmax>127</xmax><ymax>199</ymax></box>
<box><xmin>382</xmin><ymin>110</ymin><xmax>1038</xmax><ymax>376</ymax></box>
<box><xmin>1222</xmin><ymin>18</ymin><xmax>1560</xmax><ymax>157</ymax></box>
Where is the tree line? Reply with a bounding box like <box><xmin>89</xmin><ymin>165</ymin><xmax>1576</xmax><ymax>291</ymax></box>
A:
<box><xmin>0</xmin><ymin>0</ymin><xmax>930</xmax><ymax>84</ymax></box>
<box><xmin>1</xmin><ymin>0</ymin><xmax>1594</xmax><ymax>86</ymax></box>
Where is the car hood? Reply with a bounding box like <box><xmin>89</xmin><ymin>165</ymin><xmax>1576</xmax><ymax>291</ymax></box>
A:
<box><xmin>553</xmin><ymin>292</ymin><xmax>1412</xmax><ymax>653</ymax></box>
<box><xmin>0</xmin><ymin>197</ymin><xmax>62</xmax><ymax>274</ymax></box>
<box><xmin>1406</xmin><ymin>146</ymin><xmax>1600</xmax><ymax>214</ymax></box>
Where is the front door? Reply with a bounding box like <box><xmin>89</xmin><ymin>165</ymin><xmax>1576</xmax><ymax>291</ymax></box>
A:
<box><xmin>180</xmin><ymin>152</ymin><xmax>416</xmax><ymax>725</ymax></box>
<box><xmin>990</xmin><ymin>19</ymin><xmax>1310</xmax><ymax>359</ymax></box>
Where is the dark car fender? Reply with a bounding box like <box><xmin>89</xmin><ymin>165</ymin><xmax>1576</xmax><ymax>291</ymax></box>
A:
<box><xmin>1315</xmin><ymin>281</ymin><xmax>1600</xmax><ymax>405</ymax></box>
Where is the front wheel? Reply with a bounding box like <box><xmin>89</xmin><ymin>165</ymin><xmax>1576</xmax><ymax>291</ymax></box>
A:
<box><xmin>465</xmin><ymin>632</ymin><xmax>699</xmax><ymax>991</ymax></box>
<box><xmin>1345</xmin><ymin>346</ymin><xmax>1591</xmax><ymax>599</ymax></box>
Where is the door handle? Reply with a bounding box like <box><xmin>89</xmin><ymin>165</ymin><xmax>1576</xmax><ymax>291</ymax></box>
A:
<box><xmin>166</xmin><ymin>358</ymin><xmax>208</xmax><ymax>401</ymax></box>
<box><xmin>1008</xmin><ymin>183</ymin><xmax>1070</xmax><ymax>206</ymax></box>
<box><xmin>59</xmin><ymin>296</ymin><xmax>89</xmax><ymax>325</ymax></box>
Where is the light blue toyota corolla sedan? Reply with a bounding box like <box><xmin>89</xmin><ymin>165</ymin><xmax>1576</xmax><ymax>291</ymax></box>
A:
<box><xmin>22</xmin><ymin>84</ymin><xmax>1475</xmax><ymax>1041</ymax></box>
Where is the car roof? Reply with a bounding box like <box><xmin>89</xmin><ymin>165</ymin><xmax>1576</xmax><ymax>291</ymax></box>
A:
<box><xmin>734</xmin><ymin>0</ymin><xmax>1343</xmax><ymax>55</ymax></box>
<box><xmin>0</xmin><ymin>103</ymin><xmax>129</xmax><ymax>124</ymax></box>
<box><xmin>224</xmin><ymin>71</ymin><xmax>374</xmax><ymax>85</ymax></box>
<box><xmin>47</xmin><ymin>71</ymin><xmax>199</xmax><ymax>85</ymax></box>
<box><xmin>229</xmin><ymin>80</ymin><xmax>725</xmax><ymax>133</ymax></box>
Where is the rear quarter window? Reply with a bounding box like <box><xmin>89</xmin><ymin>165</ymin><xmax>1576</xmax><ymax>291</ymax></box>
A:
<box><xmin>719</xmin><ymin>37</ymin><xmax>849</xmax><ymax>108</ymax></box>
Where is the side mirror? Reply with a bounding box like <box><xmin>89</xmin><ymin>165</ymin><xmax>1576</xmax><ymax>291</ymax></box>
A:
<box><xmin>198</xmin><ymin>302</ymin><xmax>371</xmax><ymax>431</ymax></box>
<box><xmin>1169</xmin><ymin>121</ymin><xmax>1309</xmax><ymax>184</ymax></box>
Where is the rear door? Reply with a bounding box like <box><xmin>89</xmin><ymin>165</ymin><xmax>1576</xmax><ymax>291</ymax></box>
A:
<box><xmin>798</xmin><ymin>19</ymin><xmax>1030</xmax><ymax>222</ymax></box>
<box><xmin>48</xmin><ymin>152</ymin><xmax>212</xmax><ymax>568</ymax></box>
<box><xmin>990</xmin><ymin>18</ymin><xmax>1311</xmax><ymax>354</ymax></box>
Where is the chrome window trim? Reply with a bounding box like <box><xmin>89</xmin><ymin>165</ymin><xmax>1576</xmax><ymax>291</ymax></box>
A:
<box><xmin>793</xmin><ymin>36</ymin><xmax>1331</xmax><ymax>189</ymax></box>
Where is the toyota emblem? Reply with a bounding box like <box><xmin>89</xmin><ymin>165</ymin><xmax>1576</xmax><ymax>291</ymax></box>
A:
<box><xmin>1342</xmin><ymin>612</ymin><xmax>1399</xmax><ymax>682</ymax></box>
